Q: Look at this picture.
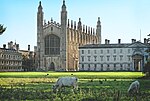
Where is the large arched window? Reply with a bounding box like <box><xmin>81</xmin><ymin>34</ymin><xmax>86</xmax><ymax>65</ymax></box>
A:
<box><xmin>45</xmin><ymin>34</ymin><xmax>60</xmax><ymax>55</ymax></box>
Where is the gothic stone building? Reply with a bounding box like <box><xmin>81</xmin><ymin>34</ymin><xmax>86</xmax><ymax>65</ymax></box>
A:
<box><xmin>79</xmin><ymin>39</ymin><xmax>150</xmax><ymax>71</ymax></box>
<box><xmin>36</xmin><ymin>1</ymin><xmax>101</xmax><ymax>71</ymax></box>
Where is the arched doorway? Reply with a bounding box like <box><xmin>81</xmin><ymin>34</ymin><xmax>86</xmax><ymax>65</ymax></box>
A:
<box><xmin>49</xmin><ymin>62</ymin><xmax>55</xmax><ymax>71</ymax></box>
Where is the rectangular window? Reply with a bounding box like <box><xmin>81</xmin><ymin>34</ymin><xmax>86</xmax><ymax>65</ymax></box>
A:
<box><xmin>107</xmin><ymin>56</ymin><xmax>110</xmax><ymax>61</ymax></box>
<box><xmin>100</xmin><ymin>56</ymin><xmax>103</xmax><ymax>61</ymax></box>
<box><xmin>128</xmin><ymin>49</ymin><xmax>130</xmax><ymax>53</ymax></box>
<box><xmin>114</xmin><ymin>49</ymin><xmax>116</xmax><ymax>53</ymax></box>
<box><xmin>120</xmin><ymin>49</ymin><xmax>122</xmax><ymax>53</ymax></box>
<box><xmin>82</xmin><ymin>64</ymin><xmax>84</xmax><ymax>70</ymax></box>
<box><xmin>120</xmin><ymin>55</ymin><xmax>123</xmax><ymax>61</ymax></box>
<box><xmin>81</xmin><ymin>56</ymin><xmax>84</xmax><ymax>62</ymax></box>
<box><xmin>107</xmin><ymin>50</ymin><xmax>109</xmax><ymax>54</ymax></box>
<box><xmin>113</xmin><ymin>55</ymin><xmax>116</xmax><ymax>61</ymax></box>
<box><xmin>101</xmin><ymin>50</ymin><xmax>103</xmax><ymax>54</ymax></box>
<box><xmin>88</xmin><ymin>50</ymin><xmax>90</xmax><ymax>54</ymax></box>
<box><xmin>94</xmin><ymin>50</ymin><xmax>97</xmax><ymax>54</ymax></box>
<box><xmin>128</xmin><ymin>56</ymin><xmax>130</xmax><ymax>61</ymax></box>
<box><xmin>94</xmin><ymin>56</ymin><xmax>97</xmax><ymax>61</ymax></box>
<box><xmin>82</xmin><ymin>50</ymin><xmax>84</xmax><ymax>54</ymax></box>
<box><xmin>88</xmin><ymin>56</ymin><xmax>91</xmax><ymax>61</ymax></box>
<box><xmin>88</xmin><ymin>64</ymin><xmax>90</xmax><ymax>71</ymax></box>
<box><xmin>94</xmin><ymin>64</ymin><xmax>97</xmax><ymax>70</ymax></box>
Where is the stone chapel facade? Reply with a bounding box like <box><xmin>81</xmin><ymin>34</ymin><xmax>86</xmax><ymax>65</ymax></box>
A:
<box><xmin>36</xmin><ymin>0</ymin><xmax>101</xmax><ymax>71</ymax></box>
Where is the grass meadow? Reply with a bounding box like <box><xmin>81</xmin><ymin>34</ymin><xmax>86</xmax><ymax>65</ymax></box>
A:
<box><xmin>0</xmin><ymin>72</ymin><xmax>150</xmax><ymax>101</ymax></box>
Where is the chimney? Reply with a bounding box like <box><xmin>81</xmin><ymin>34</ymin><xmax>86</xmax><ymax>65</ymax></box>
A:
<box><xmin>107</xmin><ymin>40</ymin><xmax>110</xmax><ymax>44</ymax></box>
<box><xmin>144</xmin><ymin>38</ymin><xmax>147</xmax><ymax>44</ymax></box>
<box><xmin>10</xmin><ymin>41</ymin><xmax>13</xmax><ymax>49</ymax></box>
<box><xmin>105</xmin><ymin>39</ymin><xmax>108</xmax><ymax>44</ymax></box>
<box><xmin>134</xmin><ymin>39</ymin><xmax>136</xmax><ymax>42</ymax></box>
<box><xmin>132</xmin><ymin>39</ymin><xmax>135</xmax><ymax>43</ymax></box>
<box><xmin>28</xmin><ymin>45</ymin><xmax>30</xmax><ymax>51</ymax></box>
<box><xmin>16</xmin><ymin>44</ymin><xmax>19</xmax><ymax>51</ymax></box>
<box><xmin>3</xmin><ymin>44</ymin><xmax>6</xmax><ymax>49</ymax></box>
<box><xmin>118</xmin><ymin>39</ymin><xmax>121</xmax><ymax>44</ymax></box>
<box><xmin>8</xmin><ymin>42</ymin><xmax>10</xmax><ymax>49</ymax></box>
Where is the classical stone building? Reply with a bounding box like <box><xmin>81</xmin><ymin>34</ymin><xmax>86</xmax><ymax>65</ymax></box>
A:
<box><xmin>36</xmin><ymin>1</ymin><xmax>101</xmax><ymax>71</ymax></box>
<box><xmin>79</xmin><ymin>39</ymin><xmax>150</xmax><ymax>71</ymax></box>
<box><xmin>0</xmin><ymin>41</ymin><xmax>23</xmax><ymax>71</ymax></box>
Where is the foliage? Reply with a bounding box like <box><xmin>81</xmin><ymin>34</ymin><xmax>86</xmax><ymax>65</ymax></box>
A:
<box><xmin>22</xmin><ymin>55</ymin><xmax>36</xmax><ymax>71</ymax></box>
<box><xmin>0</xmin><ymin>24</ymin><xmax>6</xmax><ymax>35</ymax></box>
<box><xmin>143</xmin><ymin>61</ymin><xmax>150</xmax><ymax>76</ymax></box>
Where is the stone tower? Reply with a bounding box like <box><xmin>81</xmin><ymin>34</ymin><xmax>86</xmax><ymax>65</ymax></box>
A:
<box><xmin>96</xmin><ymin>17</ymin><xmax>101</xmax><ymax>44</ymax></box>
<box><xmin>60</xmin><ymin>0</ymin><xmax>68</xmax><ymax>70</ymax></box>
<box><xmin>37</xmin><ymin>1</ymin><xmax>44</xmax><ymax>70</ymax></box>
<box><xmin>36</xmin><ymin>0</ymin><xmax>101</xmax><ymax>71</ymax></box>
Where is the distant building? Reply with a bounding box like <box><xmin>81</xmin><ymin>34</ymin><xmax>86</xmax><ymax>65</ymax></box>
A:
<box><xmin>20</xmin><ymin>45</ymin><xmax>36</xmax><ymax>71</ymax></box>
<box><xmin>0</xmin><ymin>41</ymin><xmax>23</xmax><ymax>71</ymax></box>
<box><xmin>79</xmin><ymin>39</ymin><xmax>150</xmax><ymax>71</ymax></box>
<box><xmin>36</xmin><ymin>1</ymin><xmax>101</xmax><ymax>71</ymax></box>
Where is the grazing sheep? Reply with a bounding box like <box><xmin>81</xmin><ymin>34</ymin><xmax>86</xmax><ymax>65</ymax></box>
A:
<box><xmin>52</xmin><ymin>76</ymin><xmax>78</xmax><ymax>92</ymax></box>
<box><xmin>128</xmin><ymin>80</ymin><xmax>140</xmax><ymax>94</ymax></box>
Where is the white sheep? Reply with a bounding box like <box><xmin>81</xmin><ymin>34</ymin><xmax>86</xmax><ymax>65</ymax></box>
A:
<box><xmin>52</xmin><ymin>76</ymin><xmax>78</xmax><ymax>92</ymax></box>
<box><xmin>128</xmin><ymin>80</ymin><xmax>140</xmax><ymax>94</ymax></box>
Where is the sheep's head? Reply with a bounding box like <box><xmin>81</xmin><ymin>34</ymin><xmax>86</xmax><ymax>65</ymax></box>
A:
<box><xmin>52</xmin><ymin>85</ymin><xmax>57</xmax><ymax>92</ymax></box>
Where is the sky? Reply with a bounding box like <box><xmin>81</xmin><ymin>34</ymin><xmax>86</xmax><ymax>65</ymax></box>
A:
<box><xmin>0</xmin><ymin>0</ymin><xmax>150</xmax><ymax>51</ymax></box>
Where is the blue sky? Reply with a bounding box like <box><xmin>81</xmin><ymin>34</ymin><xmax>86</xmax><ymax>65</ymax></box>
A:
<box><xmin>0</xmin><ymin>0</ymin><xmax>150</xmax><ymax>51</ymax></box>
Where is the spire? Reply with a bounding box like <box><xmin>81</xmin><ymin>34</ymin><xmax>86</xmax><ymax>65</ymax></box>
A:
<box><xmin>37</xmin><ymin>1</ymin><xmax>43</xmax><ymax>27</ymax></box>
<box><xmin>38</xmin><ymin>1</ymin><xmax>43</xmax><ymax>11</ymax></box>
<box><xmin>63</xmin><ymin>0</ymin><xmax>65</xmax><ymax>5</ymax></box>
<box><xmin>39</xmin><ymin>1</ymin><xmax>41</xmax><ymax>5</ymax></box>
<box><xmin>78</xmin><ymin>18</ymin><xmax>82</xmax><ymax>30</ymax></box>
<box><xmin>97</xmin><ymin>17</ymin><xmax>101</xmax><ymax>27</ymax></box>
<box><xmin>96</xmin><ymin>17</ymin><xmax>101</xmax><ymax>44</ymax></box>
<box><xmin>61</xmin><ymin>0</ymin><xmax>67</xmax><ymax>26</ymax></box>
<box><xmin>71</xmin><ymin>20</ymin><xmax>73</xmax><ymax>28</ymax></box>
<box><xmin>68</xmin><ymin>19</ymin><xmax>70</xmax><ymax>27</ymax></box>
<box><xmin>51</xmin><ymin>17</ymin><xmax>53</xmax><ymax>23</ymax></box>
<box><xmin>62</xmin><ymin>0</ymin><xmax>66</xmax><ymax>11</ymax></box>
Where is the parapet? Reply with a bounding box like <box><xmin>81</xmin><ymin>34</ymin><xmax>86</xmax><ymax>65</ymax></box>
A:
<box><xmin>67</xmin><ymin>18</ymin><xmax>97</xmax><ymax>36</ymax></box>
<box><xmin>43</xmin><ymin>19</ymin><xmax>61</xmax><ymax>29</ymax></box>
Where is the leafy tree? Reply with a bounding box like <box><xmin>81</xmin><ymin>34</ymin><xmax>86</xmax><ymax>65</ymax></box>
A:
<box><xmin>22</xmin><ymin>54</ymin><xmax>36</xmax><ymax>71</ymax></box>
<box><xmin>143</xmin><ymin>60</ymin><xmax>150</xmax><ymax>77</ymax></box>
<box><xmin>0</xmin><ymin>24</ymin><xmax>6</xmax><ymax>35</ymax></box>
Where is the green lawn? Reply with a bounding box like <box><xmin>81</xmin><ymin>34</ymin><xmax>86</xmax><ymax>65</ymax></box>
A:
<box><xmin>0</xmin><ymin>72</ymin><xmax>149</xmax><ymax>101</ymax></box>
<box><xmin>0</xmin><ymin>71</ymin><xmax>145</xmax><ymax>79</ymax></box>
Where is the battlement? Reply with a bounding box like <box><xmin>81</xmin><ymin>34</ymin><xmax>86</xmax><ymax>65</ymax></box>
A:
<box><xmin>67</xmin><ymin>18</ymin><xmax>96</xmax><ymax>36</ymax></box>
<box><xmin>43</xmin><ymin>18</ymin><xmax>61</xmax><ymax>29</ymax></box>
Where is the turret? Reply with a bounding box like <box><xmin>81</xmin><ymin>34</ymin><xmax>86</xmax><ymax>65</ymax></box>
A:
<box><xmin>37</xmin><ymin>1</ymin><xmax>44</xmax><ymax>69</ymax></box>
<box><xmin>77</xmin><ymin>18</ymin><xmax>82</xmax><ymax>31</ymax></box>
<box><xmin>60</xmin><ymin>0</ymin><xmax>68</xmax><ymax>71</ymax></box>
<box><xmin>61</xmin><ymin>0</ymin><xmax>67</xmax><ymax>26</ymax></box>
<box><xmin>96</xmin><ymin>17</ymin><xmax>101</xmax><ymax>44</ymax></box>
<box><xmin>37</xmin><ymin>1</ymin><xmax>43</xmax><ymax>28</ymax></box>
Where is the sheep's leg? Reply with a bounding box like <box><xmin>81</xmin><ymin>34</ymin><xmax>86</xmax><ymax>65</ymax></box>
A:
<box><xmin>57</xmin><ymin>84</ymin><xmax>62</xmax><ymax>92</ymax></box>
